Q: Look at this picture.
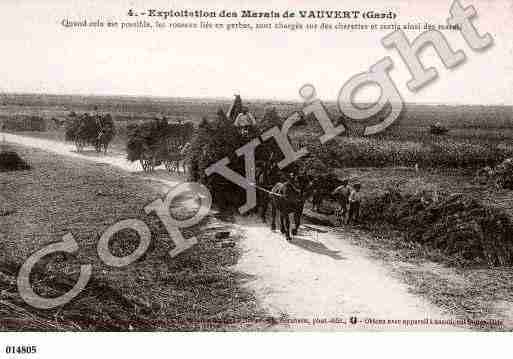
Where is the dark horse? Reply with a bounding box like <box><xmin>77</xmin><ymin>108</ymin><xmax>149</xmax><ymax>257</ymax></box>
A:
<box><xmin>256</xmin><ymin>157</ymin><xmax>281</xmax><ymax>222</ymax></box>
<box><xmin>269</xmin><ymin>174</ymin><xmax>312</xmax><ymax>241</ymax></box>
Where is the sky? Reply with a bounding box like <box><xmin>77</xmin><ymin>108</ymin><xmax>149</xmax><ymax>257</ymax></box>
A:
<box><xmin>0</xmin><ymin>0</ymin><xmax>512</xmax><ymax>104</ymax></box>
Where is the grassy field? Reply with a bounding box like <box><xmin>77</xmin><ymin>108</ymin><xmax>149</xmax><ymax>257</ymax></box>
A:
<box><xmin>333</xmin><ymin>167</ymin><xmax>513</xmax><ymax>216</ymax></box>
<box><xmin>1</xmin><ymin>94</ymin><xmax>512</xmax><ymax>257</ymax></box>
<box><xmin>0</xmin><ymin>93</ymin><xmax>300</xmax><ymax>127</ymax></box>
<box><xmin>2</xmin><ymin>93</ymin><xmax>511</xmax><ymax>163</ymax></box>
<box><xmin>1</xmin><ymin>93</ymin><xmax>511</xmax><ymax>135</ymax></box>
<box><xmin>0</xmin><ymin>144</ymin><xmax>266</xmax><ymax>331</ymax></box>
<box><xmin>1</xmin><ymin>92</ymin><xmax>511</xmax><ymax>157</ymax></box>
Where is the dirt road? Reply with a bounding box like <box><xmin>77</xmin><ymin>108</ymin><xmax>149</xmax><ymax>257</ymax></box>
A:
<box><xmin>3</xmin><ymin>133</ymin><xmax>463</xmax><ymax>330</ymax></box>
<box><xmin>1</xmin><ymin>133</ymin><xmax>144</xmax><ymax>173</ymax></box>
<box><xmin>233</xmin><ymin>216</ymin><xmax>464</xmax><ymax>330</ymax></box>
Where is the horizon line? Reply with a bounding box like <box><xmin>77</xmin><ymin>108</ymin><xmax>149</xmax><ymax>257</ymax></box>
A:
<box><xmin>0</xmin><ymin>91</ymin><xmax>512</xmax><ymax>107</ymax></box>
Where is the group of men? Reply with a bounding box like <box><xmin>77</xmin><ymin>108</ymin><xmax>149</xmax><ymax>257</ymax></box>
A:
<box><xmin>331</xmin><ymin>180</ymin><xmax>362</xmax><ymax>225</ymax></box>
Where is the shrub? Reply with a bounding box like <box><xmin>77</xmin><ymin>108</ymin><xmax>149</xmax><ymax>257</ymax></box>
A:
<box><xmin>3</xmin><ymin>116</ymin><xmax>46</xmax><ymax>132</ymax></box>
<box><xmin>361</xmin><ymin>190</ymin><xmax>513</xmax><ymax>267</ymax></box>
<box><xmin>0</xmin><ymin>151</ymin><xmax>30</xmax><ymax>171</ymax></box>
<box><xmin>290</xmin><ymin>127</ymin><xmax>511</xmax><ymax>169</ymax></box>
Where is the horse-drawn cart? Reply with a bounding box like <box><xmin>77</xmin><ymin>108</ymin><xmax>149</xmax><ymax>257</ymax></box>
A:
<box><xmin>65</xmin><ymin>112</ymin><xmax>115</xmax><ymax>153</ymax></box>
<box><xmin>127</xmin><ymin>118</ymin><xmax>194</xmax><ymax>173</ymax></box>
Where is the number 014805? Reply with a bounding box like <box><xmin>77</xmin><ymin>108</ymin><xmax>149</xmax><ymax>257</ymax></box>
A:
<box><xmin>5</xmin><ymin>345</ymin><xmax>37</xmax><ymax>354</ymax></box>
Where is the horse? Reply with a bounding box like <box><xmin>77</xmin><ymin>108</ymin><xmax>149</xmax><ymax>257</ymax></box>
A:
<box><xmin>140</xmin><ymin>155</ymin><xmax>156</xmax><ymax>172</ymax></box>
<box><xmin>310</xmin><ymin>173</ymin><xmax>344</xmax><ymax>212</ymax></box>
<box><xmin>94</xmin><ymin>130</ymin><xmax>111</xmax><ymax>154</ymax></box>
<box><xmin>256</xmin><ymin>159</ymin><xmax>281</xmax><ymax>222</ymax></box>
<box><xmin>139</xmin><ymin>145</ymin><xmax>160</xmax><ymax>172</ymax></box>
<box><xmin>269</xmin><ymin>175</ymin><xmax>312</xmax><ymax>241</ymax></box>
<box><xmin>178</xmin><ymin>142</ymin><xmax>191</xmax><ymax>174</ymax></box>
<box><xmin>164</xmin><ymin>153</ymin><xmax>182</xmax><ymax>173</ymax></box>
<box><xmin>164</xmin><ymin>142</ymin><xmax>191</xmax><ymax>175</ymax></box>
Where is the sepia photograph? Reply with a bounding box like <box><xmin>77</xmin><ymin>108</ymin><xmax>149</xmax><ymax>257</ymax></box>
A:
<box><xmin>0</xmin><ymin>1</ymin><xmax>513</xmax><ymax>353</ymax></box>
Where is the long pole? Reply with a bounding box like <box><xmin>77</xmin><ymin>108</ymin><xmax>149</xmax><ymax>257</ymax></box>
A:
<box><xmin>1</xmin><ymin>119</ymin><xmax>5</xmax><ymax>151</ymax></box>
<box><xmin>248</xmin><ymin>182</ymin><xmax>283</xmax><ymax>197</ymax></box>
